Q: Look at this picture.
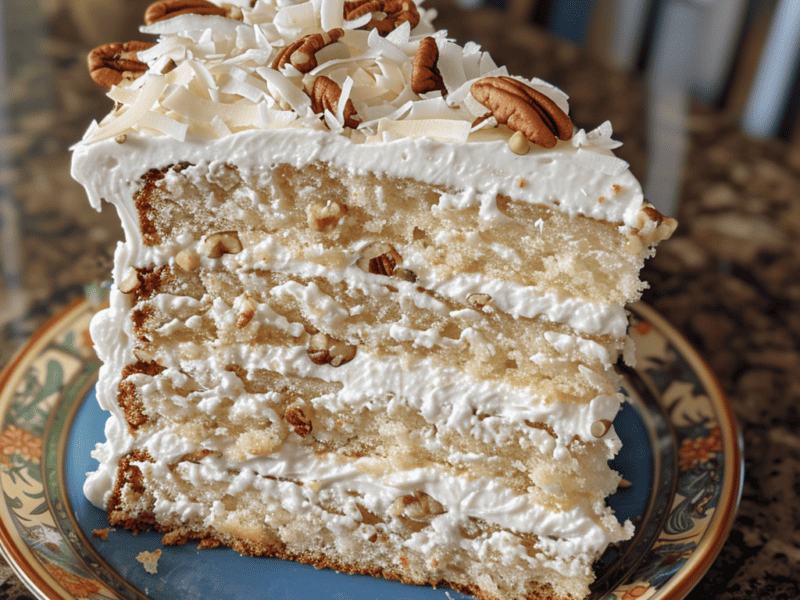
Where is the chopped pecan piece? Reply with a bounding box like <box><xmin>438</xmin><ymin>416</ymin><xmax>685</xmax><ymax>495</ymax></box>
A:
<box><xmin>471</xmin><ymin>76</ymin><xmax>573</xmax><ymax>148</ymax></box>
<box><xmin>307</xmin><ymin>333</ymin><xmax>357</xmax><ymax>367</ymax></box>
<box><xmin>272</xmin><ymin>29</ymin><xmax>345</xmax><ymax>74</ymax></box>
<box><xmin>88</xmin><ymin>41</ymin><xmax>154</xmax><ymax>88</ymax></box>
<box><xmin>236</xmin><ymin>295</ymin><xmax>257</xmax><ymax>329</ymax></box>
<box><xmin>285</xmin><ymin>400</ymin><xmax>314</xmax><ymax>436</ymax></box>
<box><xmin>175</xmin><ymin>249</ymin><xmax>201</xmax><ymax>272</ymax></box>
<box><xmin>308</xmin><ymin>200</ymin><xmax>348</xmax><ymax>231</ymax></box>
<box><xmin>390</xmin><ymin>491</ymin><xmax>445</xmax><ymax>521</ymax></box>
<box><xmin>343</xmin><ymin>0</ymin><xmax>420</xmax><ymax>36</ymax></box>
<box><xmin>201</xmin><ymin>231</ymin><xmax>242</xmax><ymax>258</ymax></box>
<box><xmin>118</xmin><ymin>267</ymin><xmax>141</xmax><ymax>294</ymax></box>
<box><xmin>392</xmin><ymin>268</ymin><xmax>417</xmax><ymax>283</ymax></box>
<box><xmin>357</xmin><ymin>242</ymin><xmax>402</xmax><ymax>276</ymax></box>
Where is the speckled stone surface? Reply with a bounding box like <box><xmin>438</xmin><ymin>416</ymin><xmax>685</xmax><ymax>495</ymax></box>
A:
<box><xmin>1</xmin><ymin>1</ymin><xmax>799</xmax><ymax>598</ymax></box>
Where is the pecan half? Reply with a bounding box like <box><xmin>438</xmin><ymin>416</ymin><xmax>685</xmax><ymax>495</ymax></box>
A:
<box><xmin>411</xmin><ymin>37</ymin><xmax>445</xmax><ymax>95</ymax></box>
<box><xmin>308</xmin><ymin>76</ymin><xmax>361</xmax><ymax>129</ymax></box>
<box><xmin>272</xmin><ymin>29</ymin><xmax>344</xmax><ymax>74</ymax></box>
<box><xmin>343</xmin><ymin>0</ymin><xmax>420</xmax><ymax>36</ymax></box>
<box><xmin>144</xmin><ymin>0</ymin><xmax>227</xmax><ymax>25</ymax></box>
<box><xmin>88</xmin><ymin>41</ymin><xmax>155</xmax><ymax>88</ymax></box>
<box><xmin>470</xmin><ymin>76</ymin><xmax>573</xmax><ymax>148</ymax></box>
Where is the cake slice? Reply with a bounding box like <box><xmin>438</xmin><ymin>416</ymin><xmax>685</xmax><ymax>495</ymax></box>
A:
<box><xmin>72</xmin><ymin>1</ymin><xmax>676</xmax><ymax>599</ymax></box>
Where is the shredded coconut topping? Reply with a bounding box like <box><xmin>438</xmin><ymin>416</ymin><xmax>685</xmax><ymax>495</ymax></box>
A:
<box><xmin>82</xmin><ymin>0</ymin><xmax>596</xmax><ymax>149</ymax></box>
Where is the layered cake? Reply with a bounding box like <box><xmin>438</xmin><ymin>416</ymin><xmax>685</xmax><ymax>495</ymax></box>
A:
<box><xmin>72</xmin><ymin>1</ymin><xmax>676</xmax><ymax>598</ymax></box>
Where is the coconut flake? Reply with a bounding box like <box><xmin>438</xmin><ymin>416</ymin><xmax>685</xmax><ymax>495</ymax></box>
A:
<box><xmin>315</xmin><ymin>41</ymin><xmax>351</xmax><ymax>66</ymax></box>
<box><xmin>377</xmin><ymin>118</ymin><xmax>470</xmax><ymax>143</ymax></box>
<box><xmin>324</xmin><ymin>108</ymin><xmax>344</xmax><ymax>132</ymax></box>
<box><xmin>140</xmin><ymin>14</ymin><xmax>240</xmax><ymax>36</ymax></box>
<box><xmin>573</xmin><ymin>147</ymin><xmax>629</xmax><ymax>176</ymax></box>
<box><xmin>404</xmin><ymin>97</ymin><xmax>453</xmax><ymax>120</ymax></box>
<box><xmin>226</xmin><ymin>101</ymin><xmax>261</xmax><ymax>128</ymax></box>
<box><xmin>359</xmin><ymin>100</ymin><xmax>413</xmax><ymax>127</ymax></box>
<box><xmin>446</xmin><ymin>66</ymin><xmax>508</xmax><ymax>107</ymax></box>
<box><xmin>107</xmin><ymin>85</ymin><xmax>141</xmax><ymax>107</ymax></box>
<box><xmin>253</xmin><ymin>23</ymin><xmax>276</xmax><ymax>49</ymax></box>
<box><xmin>219</xmin><ymin>74</ymin><xmax>267</xmax><ymax>102</ymax></box>
<box><xmin>375</xmin><ymin>60</ymin><xmax>405</xmax><ymax>95</ymax></box>
<box><xmin>461</xmin><ymin>41</ymin><xmax>482</xmax><ymax>80</ymax></box>
<box><xmin>342</xmin><ymin>12</ymin><xmax>372</xmax><ymax>30</ymax></box>
<box><xmin>274</xmin><ymin>1</ymin><xmax>317</xmax><ymax>33</ymax></box>
<box><xmin>478</xmin><ymin>52</ymin><xmax>499</xmax><ymax>75</ymax></box>
<box><xmin>255</xmin><ymin>67</ymin><xmax>313</xmax><ymax>114</ymax></box>
<box><xmin>259</xmin><ymin>104</ymin><xmax>298</xmax><ymax>128</ymax></box>
<box><xmin>308</xmin><ymin>48</ymin><xmax>380</xmax><ymax>77</ymax></box>
<box><xmin>367</xmin><ymin>29</ymin><xmax>408</xmax><ymax>64</ymax></box>
<box><xmin>320</xmin><ymin>0</ymin><xmax>345</xmax><ymax>30</ymax></box>
<box><xmin>584</xmin><ymin>120</ymin><xmax>623</xmax><ymax>149</ymax></box>
<box><xmin>211</xmin><ymin>114</ymin><xmax>232</xmax><ymax>137</ymax></box>
<box><xmin>85</xmin><ymin>75</ymin><xmax>167</xmax><ymax>143</ymax></box>
<box><xmin>188</xmin><ymin>59</ymin><xmax>217</xmax><ymax>91</ymax></box>
<box><xmin>138</xmin><ymin>111</ymin><xmax>189</xmax><ymax>141</ymax></box>
<box><xmin>337</xmin><ymin>76</ymin><xmax>354</xmax><ymax>124</ymax></box>
<box><xmin>221</xmin><ymin>48</ymin><xmax>273</xmax><ymax>66</ymax></box>
<box><xmin>235</xmin><ymin>23</ymin><xmax>257</xmax><ymax>50</ymax></box>
<box><xmin>161</xmin><ymin>86</ymin><xmax>220</xmax><ymax>123</ymax></box>
<box><xmin>386</xmin><ymin>21</ymin><xmax>411</xmax><ymax>46</ymax></box>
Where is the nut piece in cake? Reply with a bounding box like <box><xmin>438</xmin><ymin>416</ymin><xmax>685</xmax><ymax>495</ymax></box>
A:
<box><xmin>285</xmin><ymin>399</ymin><xmax>314</xmax><ymax>436</ymax></box>
<box><xmin>357</xmin><ymin>242</ymin><xmax>402</xmax><ymax>276</ymax></box>
<box><xmin>118</xmin><ymin>268</ymin><xmax>141</xmax><ymax>294</ymax></box>
<box><xmin>391</xmin><ymin>491</ymin><xmax>446</xmax><ymax>522</ymax></box>
<box><xmin>307</xmin><ymin>333</ymin><xmax>357</xmax><ymax>366</ymax></box>
<box><xmin>202</xmin><ymin>231</ymin><xmax>243</xmax><ymax>258</ymax></box>
<box><xmin>175</xmin><ymin>249</ymin><xmax>201</xmax><ymax>272</ymax></box>
<box><xmin>307</xmin><ymin>200</ymin><xmax>348</xmax><ymax>231</ymax></box>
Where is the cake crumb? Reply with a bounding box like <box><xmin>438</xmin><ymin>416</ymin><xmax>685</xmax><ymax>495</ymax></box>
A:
<box><xmin>136</xmin><ymin>549</ymin><xmax>162</xmax><ymax>574</ymax></box>
<box><xmin>92</xmin><ymin>528</ymin><xmax>110</xmax><ymax>541</ymax></box>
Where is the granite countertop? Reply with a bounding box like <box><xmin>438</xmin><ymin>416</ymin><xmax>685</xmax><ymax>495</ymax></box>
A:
<box><xmin>1</xmin><ymin>1</ymin><xmax>798</xmax><ymax>598</ymax></box>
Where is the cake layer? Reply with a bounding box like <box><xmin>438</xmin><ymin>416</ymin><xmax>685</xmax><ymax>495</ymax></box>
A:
<box><xmin>125</xmin><ymin>265</ymin><xmax>623</xmax><ymax>390</ymax></box>
<box><xmin>74</xmin><ymin>146</ymin><xmax>668</xmax><ymax>308</ymax></box>
<box><xmin>103</xmin><ymin>443</ymin><xmax>630</xmax><ymax>600</ymax></box>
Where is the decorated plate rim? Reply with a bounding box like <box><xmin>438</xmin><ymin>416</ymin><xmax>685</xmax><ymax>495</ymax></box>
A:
<box><xmin>0</xmin><ymin>299</ymin><xmax>743</xmax><ymax>600</ymax></box>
